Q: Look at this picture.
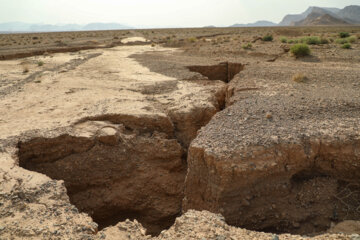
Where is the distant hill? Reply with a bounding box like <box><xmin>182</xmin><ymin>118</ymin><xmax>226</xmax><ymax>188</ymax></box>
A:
<box><xmin>279</xmin><ymin>6</ymin><xmax>339</xmax><ymax>26</ymax></box>
<box><xmin>294</xmin><ymin>13</ymin><xmax>349</xmax><ymax>26</ymax></box>
<box><xmin>82</xmin><ymin>23</ymin><xmax>131</xmax><ymax>31</ymax></box>
<box><xmin>279</xmin><ymin>5</ymin><xmax>359</xmax><ymax>26</ymax></box>
<box><xmin>0</xmin><ymin>22</ymin><xmax>132</xmax><ymax>32</ymax></box>
<box><xmin>338</xmin><ymin>5</ymin><xmax>360</xmax><ymax>23</ymax></box>
<box><xmin>230</xmin><ymin>21</ymin><xmax>277</xmax><ymax>27</ymax></box>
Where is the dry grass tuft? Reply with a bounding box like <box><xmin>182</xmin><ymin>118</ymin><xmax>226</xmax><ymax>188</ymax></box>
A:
<box><xmin>292</xmin><ymin>73</ymin><xmax>307</xmax><ymax>83</ymax></box>
<box><xmin>22</xmin><ymin>65</ymin><xmax>30</xmax><ymax>74</ymax></box>
<box><xmin>266</xmin><ymin>112</ymin><xmax>273</xmax><ymax>119</ymax></box>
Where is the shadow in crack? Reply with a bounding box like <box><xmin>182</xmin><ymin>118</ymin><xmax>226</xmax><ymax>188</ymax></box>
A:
<box><xmin>187</xmin><ymin>62</ymin><xmax>244</xmax><ymax>83</ymax></box>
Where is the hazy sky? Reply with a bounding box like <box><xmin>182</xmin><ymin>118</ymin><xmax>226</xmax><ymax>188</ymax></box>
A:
<box><xmin>1</xmin><ymin>0</ymin><xmax>359</xmax><ymax>27</ymax></box>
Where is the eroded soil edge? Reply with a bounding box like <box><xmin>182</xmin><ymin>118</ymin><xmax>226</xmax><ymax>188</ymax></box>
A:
<box><xmin>17</xmin><ymin>85</ymin><xmax>227</xmax><ymax>235</ymax></box>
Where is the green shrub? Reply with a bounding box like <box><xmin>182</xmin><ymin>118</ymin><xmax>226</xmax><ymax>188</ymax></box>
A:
<box><xmin>188</xmin><ymin>37</ymin><xmax>197</xmax><ymax>43</ymax></box>
<box><xmin>342</xmin><ymin>43</ymin><xmax>351</xmax><ymax>49</ymax></box>
<box><xmin>280</xmin><ymin>37</ymin><xmax>287</xmax><ymax>43</ymax></box>
<box><xmin>320</xmin><ymin>38</ymin><xmax>329</xmax><ymax>44</ymax></box>
<box><xmin>348</xmin><ymin>36</ymin><xmax>356</xmax><ymax>43</ymax></box>
<box><xmin>339</xmin><ymin>32</ymin><xmax>350</xmax><ymax>38</ymax></box>
<box><xmin>300</xmin><ymin>36</ymin><xmax>321</xmax><ymax>45</ymax></box>
<box><xmin>288</xmin><ymin>39</ymin><xmax>294</xmax><ymax>44</ymax></box>
<box><xmin>37</xmin><ymin>61</ymin><xmax>44</xmax><ymax>66</ymax></box>
<box><xmin>336</xmin><ymin>38</ymin><xmax>348</xmax><ymax>44</ymax></box>
<box><xmin>290</xmin><ymin>43</ymin><xmax>311</xmax><ymax>57</ymax></box>
<box><xmin>242</xmin><ymin>43</ymin><xmax>252</xmax><ymax>49</ymax></box>
<box><xmin>262</xmin><ymin>34</ymin><xmax>273</xmax><ymax>42</ymax></box>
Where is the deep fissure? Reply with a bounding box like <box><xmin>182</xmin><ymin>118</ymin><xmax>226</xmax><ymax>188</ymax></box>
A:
<box><xmin>187</xmin><ymin>62</ymin><xmax>244</xmax><ymax>83</ymax></box>
<box><xmin>17</xmin><ymin>117</ymin><xmax>187</xmax><ymax>236</ymax></box>
<box><xmin>16</xmin><ymin>62</ymin><xmax>360</xmax><ymax>237</ymax></box>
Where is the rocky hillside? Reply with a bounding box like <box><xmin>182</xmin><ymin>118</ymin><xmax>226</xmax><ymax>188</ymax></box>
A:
<box><xmin>294</xmin><ymin>13</ymin><xmax>349</xmax><ymax>26</ymax></box>
<box><xmin>231</xmin><ymin>5</ymin><xmax>359</xmax><ymax>28</ymax></box>
<box><xmin>338</xmin><ymin>5</ymin><xmax>360</xmax><ymax>24</ymax></box>
<box><xmin>279</xmin><ymin>5</ymin><xmax>359</xmax><ymax>26</ymax></box>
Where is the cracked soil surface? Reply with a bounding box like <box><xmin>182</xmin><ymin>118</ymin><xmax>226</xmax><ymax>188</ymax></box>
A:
<box><xmin>1</xmin><ymin>27</ymin><xmax>360</xmax><ymax>240</ymax></box>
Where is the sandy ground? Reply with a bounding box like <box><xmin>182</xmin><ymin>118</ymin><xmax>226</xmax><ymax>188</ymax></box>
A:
<box><xmin>0</xmin><ymin>39</ymin><xmax>222</xmax><ymax>145</ymax></box>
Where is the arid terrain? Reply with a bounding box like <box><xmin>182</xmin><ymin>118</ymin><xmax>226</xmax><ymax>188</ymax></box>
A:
<box><xmin>0</xmin><ymin>26</ymin><xmax>360</xmax><ymax>240</ymax></box>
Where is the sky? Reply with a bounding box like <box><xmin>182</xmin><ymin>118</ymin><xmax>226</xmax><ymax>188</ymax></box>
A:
<box><xmin>0</xmin><ymin>0</ymin><xmax>359</xmax><ymax>28</ymax></box>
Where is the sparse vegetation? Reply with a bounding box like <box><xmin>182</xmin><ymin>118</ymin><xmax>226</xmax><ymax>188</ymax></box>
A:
<box><xmin>188</xmin><ymin>37</ymin><xmax>197</xmax><ymax>43</ymax></box>
<box><xmin>262</xmin><ymin>34</ymin><xmax>273</xmax><ymax>42</ymax></box>
<box><xmin>242</xmin><ymin>43</ymin><xmax>252</xmax><ymax>50</ymax></box>
<box><xmin>348</xmin><ymin>36</ymin><xmax>356</xmax><ymax>43</ymax></box>
<box><xmin>22</xmin><ymin>65</ymin><xmax>29</xmax><ymax>73</ymax></box>
<box><xmin>266</xmin><ymin>112</ymin><xmax>273</xmax><ymax>119</ymax></box>
<box><xmin>342</xmin><ymin>43</ymin><xmax>351</xmax><ymax>49</ymax></box>
<box><xmin>292</xmin><ymin>73</ymin><xmax>307</xmax><ymax>83</ymax></box>
<box><xmin>290</xmin><ymin>43</ymin><xmax>311</xmax><ymax>57</ymax></box>
<box><xmin>300</xmin><ymin>36</ymin><xmax>321</xmax><ymax>45</ymax></box>
<box><xmin>335</xmin><ymin>36</ymin><xmax>356</xmax><ymax>44</ymax></box>
<box><xmin>320</xmin><ymin>37</ymin><xmax>329</xmax><ymax>44</ymax></box>
<box><xmin>37</xmin><ymin>61</ymin><xmax>44</xmax><ymax>66</ymax></box>
<box><xmin>339</xmin><ymin>32</ymin><xmax>350</xmax><ymax>38</ymax></box>
<box><xmin>280</xmin><ymin>37</ymin><xmax>288</xmax><ymax>43</ymax></box>
<box><xmin>336</xmin><ymin>38</ymin><xmax>348</xmax><ymax>44</ymax></box>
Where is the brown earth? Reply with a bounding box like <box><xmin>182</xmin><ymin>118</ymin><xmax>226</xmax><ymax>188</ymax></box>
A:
<box><xmin>0</xmin><ymin>26</ymin><xmax>360</xmax><ymax>240</ymax></box>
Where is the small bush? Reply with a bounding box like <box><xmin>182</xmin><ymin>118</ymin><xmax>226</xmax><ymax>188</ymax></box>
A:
<box><xmin>242</xmin><ymin>43</ymin><xmax>252</xmax><ymax>49</ymax></box>
<box><xmin>37</xmin><ymin>61</ymin><xmax>44</xmax><ymax>67</ymax></box>
<box><xmin>320</xmin><ymin>38</ymin><xmax>329</xmax><ymax>44</ymax></box>
<box><xmin>262</xmin><ymin>34</ymin><xmax>273</xmax><ymax>42</ymax></box>
<box><xmin>348</xmin><ymin>36</ymin><xmax>356</xmax><ymax>43</ymax></box>
<box><xmin>188</xmin><ymin>37</ymin><xmax>197</xmax><ymax>43</ymax></box>
<box><xmin>301</xmin><ymin>36</ymin><xmax>321</xmax><ymax>45</ymax></box>
<box><xmin>292</xmin><ymin>73</ymin><xmax>307</xmax><ymax>83</ymax></box>
<box><xmin>280</xmin><ymin>37</ymin><xmax>288</xmax><ymax>43</ymax></box>
<box><xmin>339</xmin><ymin>32</ymin><xmax>350</xmax><ymax>38</ymax></box>
<box><xmin>266</xmin><ymin>112</ymin><xmax>273</xmax><ymax>119</ymax></box>
<box><xmin>288</xmin><ymin>39</ymin><xmax>294</xmax><ymax>44</ymax></box>
<box><xmin>336</xmin><ymin>38</ymin><xmax>348</xmax><ymax>44</ymax></box>
<box><xmin>290</xmin><ymin>43</ymin><xmax>311</xmax><ymax>57</ymax></box>
<box><xmin>22</xmin><ymin>66</ymin><xmax>29</xmax><ymax>73</ymax></box>
<box><xmin>342</xmin><ymin>43</ymin><xmax>351</xmax><ymax>49</ymax></box>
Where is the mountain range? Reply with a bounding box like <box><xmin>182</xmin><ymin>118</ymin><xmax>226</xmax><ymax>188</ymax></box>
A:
<box><xmin>0</xmin><ymin>5</ymin><xmax>359</xmax><ymax>32</ymax></box>
<box><xmin>230</xmin><ymin>5</ymin><xmax>360</xmax><ymax>27</ymax></box>
<box><xmin>0</xmin><ymin>22</ymin><xmax>132</xmax><ymax>32</ymax></box>
<box><xmin>230</xmin><ymin>21</ymin><xmax>277</xmax><ymax>27</ymax></box>
<box><xmin>279</xmin><ymin>5</ymin><xmax>360</xmax><ymax>26</ymax></box>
